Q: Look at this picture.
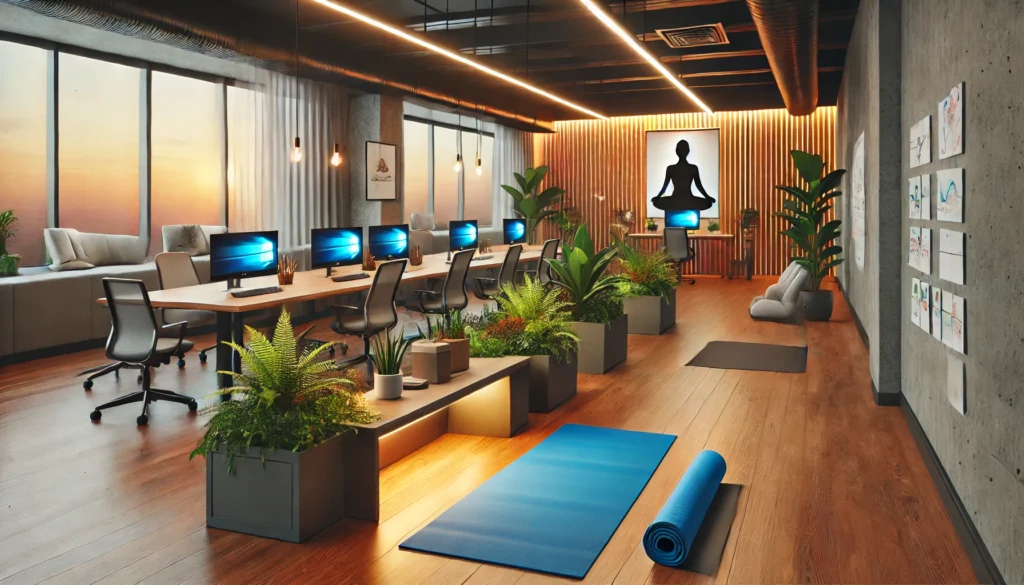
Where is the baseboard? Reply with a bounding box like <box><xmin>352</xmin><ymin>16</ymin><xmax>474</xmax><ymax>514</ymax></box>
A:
<box><xmin>835</xmin><ymin>278</ymin><xmax>869</xmax><ymax>348</ymax></box>
<box><xmin>872</xmin><ymin>380</ymin><xmax>900</xmax><ymax>407</ymax></box>
<box><xmin>901</xmin><ymin>397</ymin><xmax>1005</xmax><ymax>585</ymax></box>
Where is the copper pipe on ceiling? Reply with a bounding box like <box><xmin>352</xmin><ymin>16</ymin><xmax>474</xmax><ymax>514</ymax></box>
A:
<box><xmin>745</xmin><ymin>0</ymin><xmax>819</xmax><ymax>116</ymax></box>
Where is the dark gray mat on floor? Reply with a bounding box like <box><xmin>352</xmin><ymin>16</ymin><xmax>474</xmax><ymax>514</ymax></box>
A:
<box><xmin>678</xmin><ymin>483</ymin><xmax>742</xmax><ymax>575</ymax></box>
<box><xmin>686</xmin><ymin>341</ymin><xmax>807</xmax><ymax>373</ymax></box>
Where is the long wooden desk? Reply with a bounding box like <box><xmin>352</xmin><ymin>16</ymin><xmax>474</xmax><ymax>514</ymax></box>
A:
<box><xmin>627</xmin><ymin>231</ymin><xmax>735</xmax><ymax>277</ymax></box>
<box><xmin>99</xmin><ymin>245</ymin><xmax>543</xmax><ymax>388</ymax></box>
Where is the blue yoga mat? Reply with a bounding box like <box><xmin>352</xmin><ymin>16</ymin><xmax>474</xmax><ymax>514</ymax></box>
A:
<box><xmin>400</xmin><ymin>424</ymin><xmax>675</xmax><ymax>579</ymax></box>
<box><xmin>643</xmin><ymin>450</ymin><xmax>727</xmax><ymax>567</ymax></box>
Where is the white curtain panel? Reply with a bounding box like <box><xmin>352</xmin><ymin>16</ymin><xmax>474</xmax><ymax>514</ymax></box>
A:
<box><xmin>491</xmin><ymin>125</ymin><xmax>534</xmax><ymax>226</ymax></box>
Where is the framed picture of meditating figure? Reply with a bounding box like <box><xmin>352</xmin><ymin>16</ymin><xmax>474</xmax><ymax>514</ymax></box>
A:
<box><xmin>645</xmin><ymin>129</ymin><xmax>721</xmax><ymax>220</ymax></box>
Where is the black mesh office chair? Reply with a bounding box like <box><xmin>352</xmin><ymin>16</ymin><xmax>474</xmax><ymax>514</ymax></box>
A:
<box><xmin>474</xmin><ymin>244</ymin><xmax>523</xmax><ymax>299</ymax></box>
<box><xmin>518</xmin><ymin>238</ymin><xmax>559</xmax><ymax>284</ymax></box>
<box><xmin>414</xmin><ymin>248</ymin><xmax>474</xmax><ymax>317</ymax></box>
<box><xmin>89</xmin><ymin>278</ymin><xmax>198</xmax><ymax>425</ymax></box>
<box><xmin>331</xmin><ymin>259</ymin><xmax>407</xmax><ymax>377</ymax></box>
<box><xmin>664</xmin><ymin>228</ymin><xmax>696</xmax><ymax>285</ymax></box>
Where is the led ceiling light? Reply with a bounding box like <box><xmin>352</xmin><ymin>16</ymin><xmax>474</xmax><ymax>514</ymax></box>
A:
<box><xmin>310</xmin><ymin>0</ymin><xmax>608</xmax><ymax>120</ymax></box>
<box><xmin>577</xmin><ymin>0</ymin><xmax>713</xmax><ymax>115</ymax></box>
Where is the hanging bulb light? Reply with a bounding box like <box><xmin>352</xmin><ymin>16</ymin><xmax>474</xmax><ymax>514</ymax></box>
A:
<box><xmin>453</xmin><ymin>153</ymin><xmax>463</xmax><ymax>173</ymax></box>
<box><xmin>330</xmin><ymin>143</ymin><xmax>342</xmax><ymax>167</ymax></box>
<box><xmin>474</xmin><ymin>118</ymin><xmax>483</xmax><ymax>176</ymax></box>
<box><xmin>291</xmin><ymin>136</ymin><xmax>303</xmax><ymax>163</ymax></box>
<box><xmin>475</xmin><ymin>156</ymin><xmax>483</xmax><ymax>176</ymax></box>
<box><xmin>290</xmin><ymin>0</ymin><xmax>303</xmax><ymax>165</ymax></box>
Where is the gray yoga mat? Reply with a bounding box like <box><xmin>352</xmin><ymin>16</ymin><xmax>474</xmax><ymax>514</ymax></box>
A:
<box><xmin>676</xmin><ymin>483</ymin><xmax>742</xmax><ymax>575</ymax></box>
<box><xmin>686</xmin><ymin>341</ymin><xmax>808</xmax><ymax>373</ymax></box>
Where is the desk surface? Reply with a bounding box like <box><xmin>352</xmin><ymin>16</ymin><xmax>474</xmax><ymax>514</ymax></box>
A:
<box><xmin>627</xmin><ymin>232</ymin><xmax>733</xmax><ymax>240</ymax></box>
<box><xmin>98</xmin><ymin>245</ymin><xmax>542</xmax><ymax>313</ymax></box>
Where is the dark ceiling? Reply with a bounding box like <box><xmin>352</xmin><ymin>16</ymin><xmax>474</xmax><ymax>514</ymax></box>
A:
<box><xmin>5</xmin><ymin>0</ymin><xmax>858</xmax><ymax>127</ymax></box>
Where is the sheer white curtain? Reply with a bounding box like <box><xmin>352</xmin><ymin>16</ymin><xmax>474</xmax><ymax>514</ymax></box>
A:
<box><xmin>227</xmin><ymin>73</ymin><xmax>348</xmax><ymax>249</ymax></box>
<box><xmin>491</xmin><ymin>125</ymin><xmax>534</xmax><ymax>226</ymax></box>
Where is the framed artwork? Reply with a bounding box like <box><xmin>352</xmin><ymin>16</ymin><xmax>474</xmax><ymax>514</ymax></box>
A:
<box><xmin>644</xmin><ymin>129</ymin><xmax>721</xmax><ymax>219</ymax></box>
<box><xmin>938</xmin><ymin>83</ymin><xmax>964</xmax><ymax>159</ymax></box>
<box><xmin>366</xmin><ymin>141</ymin><xmax>398</xmax><ymax>201</ymax></box>
<box><xmin>910</xmin><ymin>115</ymin><xmax>931</xmax><ymax>168</ymax></box>
<box><xmin>936</xmin><ymin>168</ymin><xmax>964</xmax><ymax>222</ymax></box>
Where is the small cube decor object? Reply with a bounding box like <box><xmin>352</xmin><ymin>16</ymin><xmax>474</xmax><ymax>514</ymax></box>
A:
<box><xmin>277</xmin><ymin>254</ymin><xmax>297</xmax><ymax>285</ymax></box>
<box><xmin>443</xmin><ymin>338</ymin><xmax>470</xmax><ymax>372</ymax></box>
<box><xmin>623</xmin><ymin>293</ymin><xmax>677</xmax><ymax>335</ymax></box>
<box><xmin>411</xmin><ymin>341</ymin><xmax>452</xmax><ymax>384</ymax></box>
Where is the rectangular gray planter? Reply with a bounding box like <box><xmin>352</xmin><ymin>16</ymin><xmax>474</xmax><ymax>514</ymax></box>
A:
<box><xmin>623</xmin><ymin>292</ymin><xmax>677</xmax><ymax>335</ymax></box>
<box><xmin>528</xmin><ymin>353</ymin><xmax>578</xmax><ymax>412</ymax></box>
<box><xmin>206</xmin><ymin>432</ymin><xmax>347</xmax><ymax>543</ymax></box>
<box><xmin>571</xmin><ymin>314</ymin><xmax>628</xmax><ymax>374</ymax></box>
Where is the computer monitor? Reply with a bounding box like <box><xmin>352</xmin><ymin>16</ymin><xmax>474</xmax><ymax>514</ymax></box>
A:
<box><xmin>209</xmin><ymin>231</ymin><xmax>279</xmax><ymax>288</ymax></box>
<box><xmin>449</xmin><ymin>220</ymin><xmax>479</xmax><ymax>252</ymax></box>
<box><xmin>311</xmin><ymin>227</ymin><xmax>363</xmax><ymax>276</ymax></box>
<box><xmin>503</xmin><ymin>218</ymin><xmax>527</xmax><ymax>245</ymax></box>
<box><xmin>665</xmin><ymin>209</ymin><xmax>700</xmax><ymax>229</ymax></box>
<box><xmin>367</xmin><ymin>224</ymin><xmax>410</xmax><ymax>260</ymax></box>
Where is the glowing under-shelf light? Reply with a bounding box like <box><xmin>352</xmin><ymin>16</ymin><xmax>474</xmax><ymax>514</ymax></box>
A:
<box><xmin>310</xmin><ymin>0</ymin><xmax>608</xmax><ymax>120</ymax></box>
<box><xmin>577</xmin><ymin>0</ymin><xmax>713</xmax><ymax>115</ymax></box>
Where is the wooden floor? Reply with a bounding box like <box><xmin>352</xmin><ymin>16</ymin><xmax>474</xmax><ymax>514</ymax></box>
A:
<box><xmin>0</xmin><ymin>279</ymin><xmax>976</xmax><ymax>585</ymax></box>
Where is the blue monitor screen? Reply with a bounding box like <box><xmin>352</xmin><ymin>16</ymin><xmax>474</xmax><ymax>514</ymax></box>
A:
<box><xmin>665</xmin><ymin>209</ymin><xmax>700</xmax><ymax>229</ymax></box>
<box><xmin>449</xmin><ymin>220</ymin><xmax>478</xmax><ymax>251</ymax></box>
<box><xmin>209</xmin><ymin>231</ymin><xmax>279</xmax><ymax>281</ymax></box>
<box><xmin>503</xmin><ymin>218</ymin><xmax>527</xmax><ymax>245</ymax></box>
<box><xmin>368</xmin><ymin>224</ymin><xmax>409</xmax><ymax>260</ymax></box>
<box><xmin>311</xmin><ymin>227</ymin><xmax>362</xmax><ymax>268</ymax></box>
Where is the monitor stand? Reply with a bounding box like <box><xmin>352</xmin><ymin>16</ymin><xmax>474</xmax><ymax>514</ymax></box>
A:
<box><xmin>447</xmin><ymin>249</ymin><xmax>452</xmax><ymax>263</ymax></box>
<box><xmin>226</xmin><ymin>278</ymin><xmax>242</xmax><ymax>291</ymax></box>
<box><xmin>325</xmin><ymin>266</ymin><xmax>333</xmax><ymax>278</ymax></box>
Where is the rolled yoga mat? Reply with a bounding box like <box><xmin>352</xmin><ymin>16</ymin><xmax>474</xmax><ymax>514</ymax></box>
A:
<box><xmin>643</xmin><ymin>450</ymin><xmax>727</xmax><ymax>568</ymax></box>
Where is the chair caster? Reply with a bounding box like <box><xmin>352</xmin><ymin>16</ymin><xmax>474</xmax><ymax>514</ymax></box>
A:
<box><xmin>83</xmin><ymin>379</ymin><xmax>93</xmax><ymax>390</ymax></box>
<box><xmin>90</xmin><ymin>410</ymin><xmax>101</xmax><ymax>421</ymax></box>
<box><xmin>329</xmin><ymin>347</ymin><xmax>336</xmax><ymax>356</ymax></box>
<box><xmin>114</xmin><ymin>370</ymin><xmax>119</xmax><ymax>379</ymax></box>
<box><xmin>177</xmin><ymin>358</ymin><xmax>185</xmax><ymax>369</ymax></box>
<box><xmin>137</xmin><ymin>414</ymin><xmax>148</xmax><ymax>425</ymax></box>
<box><xmin>188</xmin><ymin>400</ymin><xmax>198</xmax><ymax>412</ymax></box>
<box><xmin>199</xmin><ymin>352</ymin><xmax>208</xmax><ymax>363</ymax></box>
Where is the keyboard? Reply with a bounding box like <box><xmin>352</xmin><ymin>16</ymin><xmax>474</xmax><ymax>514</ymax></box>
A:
<box><xmin>230</xmin><ymin>286</ymin><xmax>283</xmax><ymax>298</ymax></box>
<box><xmin>332</xmin><ymin>272</ymin><xmax>371</xmax><ymax>283</ymax></box>
<box><xmin>474</xmin><ymin>255</ymin><xmax>494</xmax><ymax>261</ymax></box>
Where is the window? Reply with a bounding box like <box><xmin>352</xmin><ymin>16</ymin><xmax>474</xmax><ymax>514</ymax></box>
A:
<box><xmin>226</xmin><ymin>85</ymin><xmax>263</xmax><ymax>233</ymax></box>
<box><xmin>431</xmin><ymin>126</ymin><xmax>460</xmax><ymax>228</ymax></box>
<box><xmin>462</xmin><ymin>130</ymin><xmax>494</xmax><ymax>226</ymax></box>
<box><xmin>0</xmin><ymin>41</ymin><xmax>48</xmax><ymax>266</ymax></box>
<box><xmin>403</xmin><ymin>119</ymin><xmax>429</xmax><ymax>222</ymax></box>
<box><xmin>150</xmin><ymin>71</ymin><xmax>226</xmax><ymax>255</ymax></box>
<box><xmin>58</xmin><ymin>53</ymin><xmax>141</xmax><ymax>236</ymax></box>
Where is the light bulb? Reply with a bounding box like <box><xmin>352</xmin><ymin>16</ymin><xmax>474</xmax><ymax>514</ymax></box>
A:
<box><xmin>330</xmin><ymin>143</ymin><xmax>342</xmax><ymax>167</ymax></box>
<box><xmin>475</xmin><ymin>158</ymin><xmax>483</xmax><ymax>176</ymax></box>
<box><xmin>291</xmin><ymin>137</ymin><xmax>303</xmax><ymax>163</ymax></box>
<box><xmin>453</xmin><ymin>154</ymin><xmax>463</xmax><ymax>173</ymax></box>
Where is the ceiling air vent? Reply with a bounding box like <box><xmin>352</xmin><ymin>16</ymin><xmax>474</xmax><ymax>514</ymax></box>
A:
<box><xmin>655</xmin><ymin>23</ymin><xmax>729</xmax><ymax>48</ymax></box>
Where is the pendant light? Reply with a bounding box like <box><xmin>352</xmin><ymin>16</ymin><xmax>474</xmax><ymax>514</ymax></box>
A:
<box><xmin>290</xmin><ymin>0</ymin><xmax>303</xmax><ymax>164</ymax></box>
<box><xmin>474</xmin><ymin>118</ymin><xmax>483</xmax><ymax>176</ymax></box>
<box><xmin>330</xmin><ymin>143</ymin><xmax>342</xmax><ymax>167</ymax></box>
<box><xmin>453</xmin><ymin>114</ymin><xmax>463</xmax><ymax>173</ymax></box>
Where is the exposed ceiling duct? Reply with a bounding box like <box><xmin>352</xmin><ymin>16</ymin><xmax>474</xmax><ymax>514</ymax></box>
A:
<box><xmin>745</xmin><ymin>0</ymin><xmax>819</xmax><ymax>116</ymax></box>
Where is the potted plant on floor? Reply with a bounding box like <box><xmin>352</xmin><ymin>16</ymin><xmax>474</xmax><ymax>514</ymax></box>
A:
<box><xmin>191</xmin><ymin>309</ymin><xmax>380</xmax><ymax>543</ymax></box>
<box><xmin>613</xmin><ymin>235</ymin><xmax>680</xmax><ymax>334</ymax></box>
<box><xmin>466</xmin><ymin>276</ymin><xmax>579</xmax><ymax>412</ymax></box>
<box><xmin>501</xmin><ymin>165</ymin><xmax>565</xmax><ymax>245</ymax></box>
<box><xmin>775</xmin><ymin>149</ymin><xmax>847</xmax><ymax>321</ymax></box>
<box><xmin>0</xmin><ymin>210</ymin><xmax>21</xmax><ymax>277</ymax></box>
<box><xmin>547</xmin><ymin>224</ymin><xmax>628</xmax><ymax>374</ymax></box>
<box><xmin>369</xmin><ymin>329</ymin><xmax>411</xmax><ymax>400</ymax></box>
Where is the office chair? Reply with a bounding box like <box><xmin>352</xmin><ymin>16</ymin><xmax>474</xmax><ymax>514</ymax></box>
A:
<box><xmin>155</xmin><ymin>252</ymin><xmax>217</xmax><ymax>365</ymax></box>
<box><xmin>518</xmin><ymin>238</ymin><xmax>559</xmax><ymax>285</ymax></box>
<box><xmin>664</xmin><ymin>228</ymin><xmax>696</xmax><ymax>285</ymax></box>
<box><xmin>414</xmin><ymin>248</ymin><xmax>474</xmax><ymax>318</ymax></box>
<box><xmin>330</xmin><ymin>259</ymin><xmax>407</xmax><ymax>378</ymax></box>
<box><xmin>474</xmin><ymin>244</ymin><xmax>523</xmax><ymax>300</ymax></box>
<box><xmin>89</xmin><ymin>278</ymin><xmax>198</xmax><ymax>425</ymax></box>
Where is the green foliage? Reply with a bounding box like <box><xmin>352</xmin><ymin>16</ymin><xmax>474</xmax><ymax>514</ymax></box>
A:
<box><xmin>774</xmin><ymin>149</ymin><xmax>847</xmax><ymax>291</ymax></box>
<box><xmin>369</xmin><ymin>329</ymin><xmax>411</xmax><ymax>375</ymax></box>
<box><xmin>0</xmin><ymin>210</ymin><xmax>16</xmax><ymax>257</ymax></box>
<box><xmin>501</xmin><ymin>166</ymin><xmax>565</xmax><ymax>244</ymax></box>
<box><xmin>707</xmin><ymin>220</ymin><xmax>720</xmax><ymax>232</ymax></box>
<box><xmin>191</xmin><ymin>309</ymin><xmax>379</xmax><ymax>471</ymax></box>
<box><xmin>645</xmin><ymin>218</ymin><xmax>658</xmax><ymax>231</ymax></box>
<box><xmin>546</xmin><ymin>224</ymin><xmax>625</xmax><ymax>323</ymax></box>
<box><xmin>418</xmin><ymin>309</ymin><xmax>468</xmax><ymax>342</ymax></box>
<box><xmin>612</xmin><ymin>234</ymin><xmax>679</xmax><ymax>300</ymax></box>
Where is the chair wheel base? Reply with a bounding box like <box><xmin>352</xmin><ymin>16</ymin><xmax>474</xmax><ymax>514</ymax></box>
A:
<box><xmin>199</xmin><ymin>353</ymin><xmax>208</xmax><ymax>363</ymax></box>
<box><xmin>90</xmin><ymin>410</ymin><xmax>101</xmax><ymax>421</ymax></box>
<box><xmin>137</xmin><ymin>414</ymin><xmax>148</xmax><ymax>425</ymax></box>
<box><xmin>177</xmin><ymin>358</ymin><xmax>185</xmax><ymax>368</ymax></box>
<box><xmin>83</xmin><ymin>380</ymin><xmax>93</xmax><ymax>390</ymax></box>
<box><xmin>188</xmin><ymin>400</ymin><xmax>198</xmax><ymax>411</ymax></box>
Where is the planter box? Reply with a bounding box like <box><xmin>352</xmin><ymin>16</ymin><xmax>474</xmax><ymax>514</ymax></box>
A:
<box><xmin>443</xmin><ymin>338</ymin><xmax>470</xmax><ymax>372</ymax></box>
<box><xmin>571</xmin><ymin>315</ymin><xmax>628</xmax><ymax>374</ymax></box>
<box><xmin>528</xmin><ymin>353</ymin><xmax>578</xmax><ymax>412</ymax></box>
<box><xmin>206</xmin><ymin>433</ymin><xmax>347</xmax><ymax>543</ymax></box>
<box><xmin>623</xmin><ymin>293</ymin><xmax>677</xmax><ymax>335</ymax></box>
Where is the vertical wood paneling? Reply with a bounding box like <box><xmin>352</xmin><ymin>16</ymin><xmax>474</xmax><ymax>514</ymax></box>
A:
<box><xmin>534</xmin><ymin>107</ymin><xmax>837</xmax><ymax>275</ymax></box>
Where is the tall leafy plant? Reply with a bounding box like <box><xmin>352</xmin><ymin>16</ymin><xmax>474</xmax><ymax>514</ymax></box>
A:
<box><xmin>612</xmin><ymin>234</ymin><xmax>679</xmax><ymax>300</ymax></box>
<box><xmin>0</xmin><ymin>210</ymin><xmax>15</xmax><ymax>257</ymax></box>
<box><xmin>775</xmin><ymin>150</ymin><xmax>847</xmax><ymax>291</ymax></box>
<box><xmin>501</xmin><ymin>166</ymin><xmax>565</xmax><ymax>244</ymax></box>
<box><xmin>547</xmin><ymin>224</ymin><xmax>625</xmax><ymax>323</ymax></box>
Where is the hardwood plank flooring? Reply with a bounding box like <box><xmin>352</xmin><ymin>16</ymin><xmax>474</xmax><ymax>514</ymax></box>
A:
<box><xmin>0</xmin><ymin>278</ymin><xmax>976</xmax><ymax>585</ymax></box>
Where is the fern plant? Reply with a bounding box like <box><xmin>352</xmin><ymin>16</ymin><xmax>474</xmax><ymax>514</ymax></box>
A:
<box><xmin>467</xmin><ymin>275</ymin><xmax>579</xmax><ymax>361</ymax></box>
<box><xmin>191</xmin><ymin>309</ymin><xmax>379</xmax><ymax>471</ymax></box>
<box><xmin>612</xmin><ymin>234</ymin><xmax>679</xmax><ymax>300</ymax></box>
<box><xmin>546</xmin><ymin>224</ymin><xmax>625</xmax><ymax>323</ymax></box>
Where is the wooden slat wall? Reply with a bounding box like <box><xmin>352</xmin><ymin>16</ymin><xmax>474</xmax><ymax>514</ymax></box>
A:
<box><xmin>533</xmin><ymin>107</ymin><xmax>837</xmax><ymax>276</ymax></box>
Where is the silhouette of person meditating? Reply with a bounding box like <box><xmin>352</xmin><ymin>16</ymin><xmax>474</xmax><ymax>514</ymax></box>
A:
<box><xmin>651</xmin><ymin>140</ymin><xmax>716</xmax><ymax>212</ymax></box>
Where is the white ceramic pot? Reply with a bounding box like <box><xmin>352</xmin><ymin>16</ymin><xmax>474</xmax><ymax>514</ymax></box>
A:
<box><xmin>374</xmin><ymin>372</ymin><xmax>404</xmax><ymax>400</ymax></box>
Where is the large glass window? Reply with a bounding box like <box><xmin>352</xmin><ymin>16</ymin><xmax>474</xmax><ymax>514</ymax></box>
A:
<box><xmin>0</xmin><ymin>41</ymin><xmax>49</xmax><ymax>266</ymax></box>
<box><xmin>58</xmin><ymin>53</ymin><xmax>141</xmax><ymax>236</ymax></box>
<box><xmin>403</xmin><ymin>120</ymin><xmax>429</xmax><ymax>223</ymax></box>
<box><xmin>463</xmin><ymin>130</ymin><xmax>494</xmax><ymax>225</ymax></box>
<box><xmin>150</xmin><ymin>71</ymin><xmax>226</xmax><ymax>255</ymax></box>
<box><xmin>431</xmin><ymin>126</ymin><xmax>460</xmax><ymax>228</ymax></box>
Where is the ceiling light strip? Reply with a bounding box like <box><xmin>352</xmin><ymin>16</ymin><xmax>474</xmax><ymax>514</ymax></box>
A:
<box><xmin>311</xmin><ymin>0</ymin><xmax>608</xmax><ymax>120</ymax></box>
<box><xmin>577</xmin><ymin>0</ymin><xmax>713</xmax><ymax>115</ymax></box>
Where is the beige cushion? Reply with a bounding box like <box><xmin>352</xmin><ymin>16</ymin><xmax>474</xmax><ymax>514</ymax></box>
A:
<box><xmin>43</xmin><ymin>228</ymin><xmax>78</xmax><ymax>265</ymax></box>
<box><xmin>162</xmin><ymin>224</ymin><xmax>227</xmax><ymax>256</ymax></box>
<box><xmin>410</xmin><ymin>213</ymin><xmax>435</xmax><ymax>231</ymax></box>
<box><xmin>44</xmin><ymin>228</ymin><xmax>146</xmax><ymax>271</ymax></box>
<box><xmin>750</xmin><ymin>267</ymin><xmax>810</xmax><ymax>322</ymax></box>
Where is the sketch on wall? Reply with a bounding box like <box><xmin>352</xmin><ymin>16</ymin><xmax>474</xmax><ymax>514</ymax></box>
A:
<box><xmin>915</xmin><ymin>228</ymin><xmax>932</xmax><ymax>274</ymax></box>
<box><xmin>938</xmin><ymin>83</ymin><xmax>964</xmax><ymax>159</ymax></box>
<box><xmin>908</xmin><ymin>176</ymin><xmax>922</xmax><ymax>219</ymax></box>
<box><xmin>936</xmin><ymin>168</ymin><xmax>964</xmax><ymax>222</ymax></box>
<box><xmin>920</xmin><ymin>174</ymin><xmax>931</xmax><ymax>220</ymax></box>
<box><xmin>931</xmin><ymin>287</ymin><xmax>942</xmax><ymax>340</ymax></box>
<box><xmin>646</xmin><ymin>129</ymin><xmax>720</xmax><ymax>219</ymax></box>
<box><xmin>851</xmin><ymin>132</ymin><xmax>866</xmax><ymax>269</ymax></box>
<box><xmin>943</xmin><ymin>293</ymin><xmax>966</xmax><ymax>354</ymax></box>
<box><xmin>365</xmin><ymin>141</ymin><xmax>397</xmax><ymax>201</ymax></box>
<box><xmin>919</xmin><ymin>281</ymin><xmax>931</xmax><ymax>333</ymax></box>
<box><xmin>939</xmin><ymin>229</ymin><xmax>966</xmax><ymax>284</ymax></box>
<box><xmin>911</xmin><ymin>278</ymin><xmax>921</xmax><ymax>327</ymax></box>
<box><xmin>909</xmin><ymin>227</ymin><xmax>921</xmax><ymax>271</ymax></box>
<box><xmin>947</xmin><ymin>354</ymin><xmax>966</xmax><ymax>415</ymax></box>
<box><xmin>910</xmin><ymin>115</ymin><xmax>931</xmax><ymax>167</ymax></box>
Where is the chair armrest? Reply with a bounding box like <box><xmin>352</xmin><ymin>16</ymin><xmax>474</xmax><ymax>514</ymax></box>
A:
<box><xmin>414</xmin><ymin>289</ymin><xmax>441</xmax><ymax>297</ymax></box>
<box><xmin>160</xmin><ymin>320</ymin><xmax>188</xmax><ymax>349</ymax></box>
<box><xmin>332</xmin><ymin>305</ymin><xmax>362</xmax><ymax>314</ymax></box>
<box><xmin>473</xmin><ymin>276</ymin><xmax>496</xmax><ymax>284</ymax></box>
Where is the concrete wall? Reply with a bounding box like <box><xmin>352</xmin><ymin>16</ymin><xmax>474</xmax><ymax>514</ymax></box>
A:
<box><xmin>348</xmin><ymin>94</ymin><xmax>404</xmax><ymax>228</ymax></box>
<box><xmin>900</xmin><ymin>0</ymin><xmax>1024</xmax><ymax>580</ymax></box>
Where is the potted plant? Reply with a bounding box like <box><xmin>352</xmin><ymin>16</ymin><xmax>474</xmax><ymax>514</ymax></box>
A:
<box><xmin>775</xmin><ymin>150</ymin><xmax>846</xmax><ymax>321</ymax></box>
<box><xmin>613</xmin><ymin>235</ymin><xmax>680</xmax><ymax>335</ymax></box>
<box><xmin>501</xmin><ymin>165</ymin><xmax>565</xmax><ymax>244</ymax></box>
<box><xmin>645</xmin><ymin>217</ymin><xmax>658</xmax><ymax>232</ymax></box>
<box><xmin>0</xmin><ymin>210</ymin><xmax>21</xmax><ymax>277</ymax></box>
<box><xmin>466</xmin><ymin>276</ymin><xmax>579</xmax><ymax>412</ymax></box>
<box><xmin>368</xmin><ymin>329</ymin><xmax>411</xmax><ymax>400</ymax></box>
<box><xmin>547</xmin><ymin>224</ymin><xmax>628</xmax><ymax>374</ymax></box>
<box><xmin>707</xmin><ymin>220</ymin><xmax>720</xmax><ymax>233</ymax></box>
<box><xmin>191</xmin><ymin>309</ymin><xmax>380</xmax><ymax>543</ymax></box>
<box><xmin>419</xmin><ymin>309</ymin><xmax>470</xmax><ymax>373</ymax></box>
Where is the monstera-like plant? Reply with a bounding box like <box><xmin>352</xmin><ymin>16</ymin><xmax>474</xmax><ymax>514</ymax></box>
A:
<box><xmin>501</xmin><ymin>166</ymin><xmax>565</xmax><ymax>244</ymax></box>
